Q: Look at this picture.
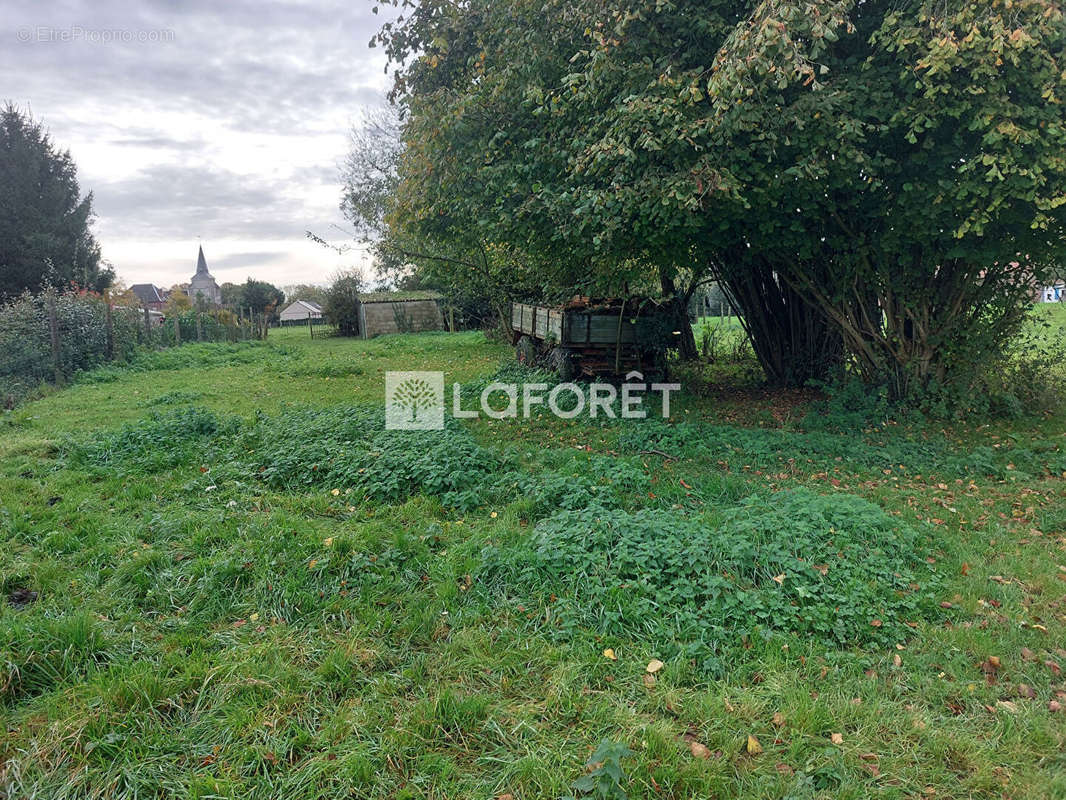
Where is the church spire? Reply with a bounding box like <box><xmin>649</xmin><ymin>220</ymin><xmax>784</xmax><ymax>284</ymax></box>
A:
<box><xmin>195</xmin><ymin>245</ymin><xmax>209</xmax><ymax>276</ymax></box>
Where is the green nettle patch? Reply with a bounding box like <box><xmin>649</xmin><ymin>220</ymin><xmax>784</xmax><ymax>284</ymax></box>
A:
<box><xmin>237</xmin><ymin>407</ymin><xmax>497</xmax><ymax>508</ymax></box>
<box><xmin>63</xmin><ymin>406</ymin><xmax>230</xmax><ymax>473</ymax></box>
<box><xmin>618</xmin><ymin>418</ymin><xmax>1066</xmax><ymax>481</ymax></box>
<box><xmin>64</xmin><ymin>404</ymin><xmax>500</xmax><ymax>509</ymax></box>
<box><xmin>484</xmin><ymin>489</ymin><xmax>942</xmax><ymax>672</ymax></box>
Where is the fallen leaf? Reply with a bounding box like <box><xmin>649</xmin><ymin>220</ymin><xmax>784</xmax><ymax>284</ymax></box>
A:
<box><xmin>603</xmin><ymin>648</ymin><xmax>617</xmax><ymax>661</ymax></box>
<box><xmin>1017</xmin><ymin>684</ymin><xmax>1037</xmax><ymax>699</ymax></box>
<box><xmin>830</xmin><ymin>733</ymin><xmax>844</xmax><ymax>745</ymax></box>
<box><xmin>330</xmin><ymin>488</ymin><xmax>340</xmax><ymax>496</ymax></box>
<box><xmin>1021</xmin><ymin>647</ymin><xmax>1036</xmax><ymax>662</ymax></box>
<box><xmin>995</xmin><ymin>700</ymin><xmax>1019</xmax><ymax>713</ymax></box>
<box><xmin>775</xmin><ymin>762</ymin><xmax>794</xmax><ymax>775</ymax></box>
<box><xmin>323</xmin><ymin>537</ymin><xmax>334</xmax><ymax>547</ymax></box>
<box><xmin>1046</xmin><ymin>660</ymin><xmax>1062</xmax><ymax>676</ymax></box>
<box><xmin>689</xmin><ymin>741</ymin><xmax>711</xmax><ymax>759</ymax></box>
<box><xmin>893</xmin><ymin>654</ymin><xmax>903</xmax><ymax>668</ymax></box>
<box><xmin>308</xmin><ymin>559</ymin><xmax>318</xmax><ymax>569</ymax></box>
<box><xmin>249</xmin><ymin>613</ymin><xmax>259</xmax><ymax>622</ymax></box>
<box><xmin>643</xmin><ymin>673</ymin><xmax>657</xmax><ymax>688</ymax></box>
<box><xmin>772</xmin><ymin>712</ymin><xmax>785</xmax><ymax>727</ymax></box>
<box><xmin>1049</xmin><ymin>700</ymin><xmax>1062</xmax><ymax>713</ymax></box>
<box><xmin>745</xmin><ymin>735</ymin><xmax>763</xmax><ymax>755</ymax></box>
<box><xmin>772</xmin><ymin>574</ymin><xmax>785</xmax><ymax>585</ymax></box>
<box><xmin>646</xmin><ymin>659</ymin><xmax>665</xmax><ymax>674</ymax></box>
<box><xmin>871</xmin><ymin>619</ymin><xmax>883</xmax><ymax>628</ymax></box>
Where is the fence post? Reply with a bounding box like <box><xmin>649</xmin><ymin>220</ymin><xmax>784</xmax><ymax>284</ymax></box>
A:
<box><xmin>47</xmin><ymin>293</ymin><xmax>63</xmax><ymax>386</ymax></box>
<box><xmin>308</xmin><ymin>312</ymin><xmax>314</xmax><ymax>339</ymax></box>
<box><xmin>105</xmin><ymin>295</ymin><xmax>114</xmax><ymax>361</ymax></box>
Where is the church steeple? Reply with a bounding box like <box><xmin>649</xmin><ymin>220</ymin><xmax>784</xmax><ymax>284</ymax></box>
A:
<box><xmin>195</xmin><ymin>245</ymin><xmax>210</xmax><ymax>276</ymax></box>
<box><xmin>189</xmin><ymin>244</ymin><xmax>221</xmax><ymax>306</ymax></box>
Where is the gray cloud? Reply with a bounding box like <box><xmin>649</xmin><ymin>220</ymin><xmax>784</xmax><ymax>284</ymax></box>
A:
<box><xmin>4</xmin><ymin>0</ymin><xmax>391</xmax><ymax>136</ymax></box>
<box><xmin>2</xmin><ymin>0</ymin><xmax>396</xmax><ymax>283</ymax></box>
<box><xmin>213</xmin><ymin>251</ymin><xmax>289</xmax><ymax>269</ymax></box>
<box><xmin>91</xmin><ymin>163</ymin><xmax>302</xmax><ymax>240</ymax></box>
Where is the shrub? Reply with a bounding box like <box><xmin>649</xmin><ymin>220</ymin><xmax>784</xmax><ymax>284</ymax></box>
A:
<box><xmin>481</xmin><ymin>489</ymin><xmax>942</xmax><ymax>672</ymax></box>
<box><xmin>322</xmin><ymin>272</ymin><xmax>364</xmax><ymax>336</ymax></box>
<box><xmin>0</xmin><ymin>290</ymin><xmax>142</xmax><ymax>405</ymax></box>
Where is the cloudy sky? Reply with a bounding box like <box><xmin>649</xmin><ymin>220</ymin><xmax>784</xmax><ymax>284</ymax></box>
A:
<box><xmin>3</xmin><ymin>0</ymin><xmax>395</xmax><ymax>290</ymax></box>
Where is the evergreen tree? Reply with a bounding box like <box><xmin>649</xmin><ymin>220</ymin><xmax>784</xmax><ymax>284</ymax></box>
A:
<box><xmin>0</xmin><ymin>103</ymin><xmax>111</xmax><ymax>300</ymax></box>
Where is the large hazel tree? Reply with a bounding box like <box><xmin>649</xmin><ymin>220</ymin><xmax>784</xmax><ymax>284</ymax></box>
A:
<box><xmin>374</xmin><ymin>0</ymin><xmax>1066</xmax><ymax>394</ymax></box>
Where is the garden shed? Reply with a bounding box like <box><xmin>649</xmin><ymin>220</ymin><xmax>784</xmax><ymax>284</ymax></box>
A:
<box><xmin>355</xmin><ymin>291</ymin><xmax>444</xmax><ymax>339</ymax></box>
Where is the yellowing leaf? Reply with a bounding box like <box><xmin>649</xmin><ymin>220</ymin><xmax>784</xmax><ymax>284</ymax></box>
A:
<box><xmin>330</xmin><ymin>489</ymin><xmax>340</xmax><ymax>496</ymax></box>
<box><xmin>646</xmin><ymin>659</ymin><xmax>665</xmax><ymax>674</ymax></box>
<box><xmin>323</xmin><ymin>537</ymin><xmax>334</xmax><ymax>547</ymax></box>
<box><xmin>249</xmin><ymin>613</ymin><xmax>259</xmax><ymax>622</ymax></box>
<box><xmin>772</xmin><ymin>574</ymin><xmax>785</xmax><ymax>585</ymax></box>
<box><xmin>308</xmin><ymin>559</ymin><xmax>318</xmax><ymax>569</ymax></box>
<box><xmin>745</xmin><ymin>735</ymin><xmax>763</xmax><ymax>755</ymax></box>
<box><xmin>603</xmin><ymin>648</ymin><xmax>617</xmax><ymax>661</ymax></box>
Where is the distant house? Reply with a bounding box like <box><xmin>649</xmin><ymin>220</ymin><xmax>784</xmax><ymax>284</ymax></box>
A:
<box><xmin>1039</xmin><ymin>282</ymin><xmax>1065</xmax><ymax>303</ymax></box>
<box><xmin>354</xmin><ymin>291</ymin><xmax>444</xmax><ymax>339</ymax></box>
<box><xmin>129</xmin><ymin>283</ymin><xmax>167</xmax><ymax>310</ymax></box>
<box><xmin>279</xmin><ymin>299</ymin><xmax>323</xmax><ymax>325</ymax></box>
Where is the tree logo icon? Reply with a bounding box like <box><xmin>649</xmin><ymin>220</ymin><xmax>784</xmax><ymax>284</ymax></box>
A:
<box><xmin>385</xmin><ymin>371</ymin><xmax>445</xmax><ymax>430</ymax></box>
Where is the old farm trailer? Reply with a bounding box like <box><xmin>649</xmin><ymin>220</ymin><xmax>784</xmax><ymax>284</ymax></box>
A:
<box><xmin>510</xmin><ymin>296</ymin><xmax>674</xmax><ymax>380</ymax></box>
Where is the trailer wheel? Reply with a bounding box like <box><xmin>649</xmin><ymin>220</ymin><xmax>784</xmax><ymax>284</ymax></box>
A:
<box><xmin>515</xmin><ymin>335</ymin><xmax>537</xmax><ymax>366</ymax></box>
<box><xmin>548</xmin><ymin>347</ymin><xmax>575</xmax><ymax>381</ymax></box>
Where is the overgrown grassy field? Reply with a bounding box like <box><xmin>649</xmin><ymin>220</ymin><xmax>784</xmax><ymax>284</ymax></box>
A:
<box><xmin>2</xmin><ymin>317</ymin><xmax>1065</xmax><ymax>799</ymax></box>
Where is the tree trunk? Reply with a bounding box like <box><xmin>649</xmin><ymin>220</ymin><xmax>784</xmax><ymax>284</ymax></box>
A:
<box><xmin>715</xmin><ymin>258</ymin><xmax>842</xmax><ymax>387</ymax></box>
<box><xmin>660</xmin><ymin>274</ymin><xmax>698</xmax><ymax>361</ymax></box>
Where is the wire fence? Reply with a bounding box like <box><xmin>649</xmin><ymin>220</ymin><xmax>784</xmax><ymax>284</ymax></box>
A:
<box><xmin>0</xmin><ymin>290</ymin><xmax>266</xmax><ymax>408</ymax></box>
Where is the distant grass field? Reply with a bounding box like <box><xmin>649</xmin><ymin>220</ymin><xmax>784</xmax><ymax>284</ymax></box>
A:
<box><xmin>1</xmin><ymin>321</ymin><xmax>1064</xmax><ymax>799</ymax></box>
